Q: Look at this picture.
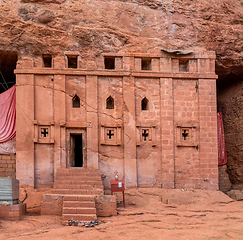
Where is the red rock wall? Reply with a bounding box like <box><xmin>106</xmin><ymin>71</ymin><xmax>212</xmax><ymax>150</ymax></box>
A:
<box><xmin>218</xmin><ymin>165</ymin><xmax>231</xmax><ymax>192</ymax></box>
<box><xmin>174</xmin><ymin>80</ymin><xmax>200</xmax><ymax>189</ymax></box>
<box><xmin>218</xmin><ymin>80</ymin><xmax>243</xmax><ymax>189</ymax></box>
<box><xmin>135</xmin><ymin>78</ymin><xmax>161</xmax><ymax>187</ymax></box>
<box><xmin>0</xmin><ymin>0</ymin><xmax>242</xmax><ymax>75</ymax></box>
<box><xmin>98</xmin><ymin>77</ymin><xmax>125</xmax><ymax>187</ymax></box>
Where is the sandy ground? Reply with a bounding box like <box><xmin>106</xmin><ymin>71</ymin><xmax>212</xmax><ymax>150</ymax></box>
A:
<box><xmin>1</xmin><ymin>188</ymin><xmax>243</xmax><ymax>240</ymax></box>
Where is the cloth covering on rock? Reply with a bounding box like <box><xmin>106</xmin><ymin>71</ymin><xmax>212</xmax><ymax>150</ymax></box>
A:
<box><xmin>0</xmin><ymin>85</ymin><xmax>16</xmax><ymax>144</ymax></box>
<box><xmin>217</xmin><ymin>111</ymin><xmax>227</xmax><ymax>166</ymax></box>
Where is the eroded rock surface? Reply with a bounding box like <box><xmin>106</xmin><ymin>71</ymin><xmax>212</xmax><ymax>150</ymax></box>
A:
<box><xmin>218</xmin><ymin>80</ymin><xmax>243</xmax><ymax>189</ymax></box>
<box><xmin>227</xmin><ymin>190</ymin><xmax>243</xmax><ymax>201</ymax></box>
<box><xmin>0</xmin><ymin>0</ymin><xmax>242</xmax><ymax>75</ymax></box>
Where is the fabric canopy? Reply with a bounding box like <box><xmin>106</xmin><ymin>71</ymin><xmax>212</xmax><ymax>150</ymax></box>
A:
<box><xmin>217</xmin><ymin>111</ymin><xmax>227</xmax><ymax>166</ymax></box>
<box><xmin>0</xmin><ymin>84</ymin><xmax>16</xmax><ymax>143</ymax></box>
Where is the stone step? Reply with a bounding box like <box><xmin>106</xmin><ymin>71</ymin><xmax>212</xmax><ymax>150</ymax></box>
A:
<box><xmin>53</xmin><ymin>180</ymin><xmax>103</xmax><ymax>185</ymax></box>
<box><xmin>56</xmin><ymin>171</ymin><xmax>101</xmax><ymax>175</ymax></box>
<box><xmin>62</xmin><ymin>195</ymin><xmax>94</xmax><ymax>202</ymax></box>
<box><xmin>57</xmin><ymin>168</ymin><xmax>100</xmax><ymax>173</ymax></box>
<box><xmin>56</xmin><ymin>171</ymin><xmax>101</xmax><ymax>177</ymax></box>
<box><xmin>53</xmin><ymin>168</ymin><xmax>104</xmax><ymax>225</ymax></box>
<box><xmin>63</xmin><ymin>207</ymin><xmax>96</xmax><ymax>214</ymax></box>
<box><xmin>54</xmin><ymin>184</ymin><xmax>103</xmax><ymax>190</ymax></box>
<box><xmin>62</xmin><ymin>213</ymin><xmax>97</xmax><ymax>222</ymax></box>
<box><xmin>55</xmin><ymin>176</ymin><xmax>101</xmax><ymax>181</ymax></box>
<box><xmin>53</xmin><ymin>189</ymin><xmax>103</xmax><ymax>195</ymax></box>
<box><xmin>55</xmin><ymin>174</ymin><xmax>101</xmax><ymax>179</ymax></box>
<box><xmin>63</xmin><ymin>201</ymin><xmax>95</xmax><ymax>208</ymax></box>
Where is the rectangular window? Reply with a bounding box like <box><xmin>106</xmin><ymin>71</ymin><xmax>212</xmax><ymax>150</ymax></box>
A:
<box><xmin>43</xmin><ymin>55</ymin><xmax>52</xmax><ymax>68</ymax></box>
<box><xmin>68</xmin><ymin>56</ymin><xmax>78</xmax><ymax>68</ymax></box>
<box><xmin>105</xmin><ymin>57</ymin><xmax>115</xmax><ymax>69</ymax></box>
<box><xmin>141</xmin><ymin>59</ymin><xmax>152</xmax><ymax>70</ymax></box>
<box><xmin>179</xmin><ymin>59</ymin><xmax>189</xmax><ymax>72</ymax></box>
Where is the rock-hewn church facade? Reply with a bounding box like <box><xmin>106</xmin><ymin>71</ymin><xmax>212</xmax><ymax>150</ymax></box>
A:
<box><xmin>15</xmin><ymin>49</ymin><xmax>218</xmax><ymax>190</ymax></box>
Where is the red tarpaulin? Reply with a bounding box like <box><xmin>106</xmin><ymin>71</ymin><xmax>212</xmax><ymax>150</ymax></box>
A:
<box><xmin>0</xmin><ymin>85</ymin><xmax>16</xmax><ymax>143</ymax></box>
<box><xmin>217</xmin><ymin>111</ymin><xmax>227</xmax><ymax>166</ymax></box>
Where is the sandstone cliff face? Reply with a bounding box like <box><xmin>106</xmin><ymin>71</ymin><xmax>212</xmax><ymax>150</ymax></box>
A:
<box><xmin>218</xmin><ymin>80</ymin><xmax>243</xmax><ymax>189</ymax></box>
<box><xmin>0</xmin><ymin>0</ymin><xmax>242</xmax><ymax>74</ymax></box>
<box><xmin>0</xmin><ymin>0</ymin><xmax>243</xmax><ymax>187</ymax></box>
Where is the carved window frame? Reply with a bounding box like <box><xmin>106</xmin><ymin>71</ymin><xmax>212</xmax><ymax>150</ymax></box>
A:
<box><xmin>176</xmin><ymin>123</ymin><xmax>198</xmax><ymax>147</ymax></box>
<box><xmin>136</xmin><ymin>123</ymin><xmax>156</xmax><ymax>147</ymax></box>
<box><xmin>34</xmin><ymin>120</ymin><xmax>54</xmax><ymax>144</ymax></box>
<box><xmin>100</xmin><ymin>123</ymin><xmax>122</xmax><ymax>146</ymax></box>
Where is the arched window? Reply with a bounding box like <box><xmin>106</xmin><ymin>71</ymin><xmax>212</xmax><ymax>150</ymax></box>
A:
<box><xmin>141</xmin><ymin>97</ymin><xmax>149</xmax><ymax>110</ymax></box>
<box><xmin>72</xmin><ymin>95</ymin><xmax>80</xmax><ymax>108</ymax></box>
<box><xmin>106</xmin><ymin>96</ymin><xmax>114</xmax><ymax>109</ymax></box>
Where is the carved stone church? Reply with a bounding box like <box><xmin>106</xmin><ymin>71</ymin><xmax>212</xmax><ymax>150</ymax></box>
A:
<box><xmin>14</xmin><ymin>49</ymin><xmax>218</xmax><ymax>191</ymax></box>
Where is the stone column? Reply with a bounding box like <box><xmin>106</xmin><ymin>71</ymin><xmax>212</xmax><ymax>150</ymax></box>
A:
<box><xmin>16</xmin><ymin>73</ymin><xmax>35</xmax><ymax>187</ymax></box>
<box><xmin>123</xmin><ymin>76</ymin><xmax>137</xmax><ymax>188</ymax></box>
<box><xmin>53</xmin><ymin>75</ymin><xmax>66</xmax><ymax>170</ymax></box>
<box><xmin>86</xmin><ymin>75</ymin><xmax>98</xmax><ymax>169</ymax></box>
<box><xmin>198</xmin><ymin>79</ymin><xmax>218</xmax><ymax>190</ymax></box>
<box><xmin>160</xmin><ymin>78</ymin><xmax>175</xmax><ymax>188</ymax></box>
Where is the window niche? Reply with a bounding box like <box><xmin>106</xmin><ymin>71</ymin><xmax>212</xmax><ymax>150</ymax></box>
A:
<box><xmin>141</xmin><ymin>59</ymin><xmax>151</xmax><ymax>70</ymax></box>
<box><xmin>179</xmin><ymin>59</ymin><xmax>189</xmax><ymax>72</ymax></box>
<box><xmin>33</xmin><ymin>121</ymin><xmax>54</xmax><ymax>144</ymax></box>
<box><xmin>141</xmin><ymin>97</ymin><xmax>149</xmax><ymax>111</ymax></box>
<box><xmin>176</xmin><ymin>124</ymin><xmax>198</xmax><ymax>147</ymax></box>
<box><xmin>42</xmin><ymin>55</ymin><xmax>52</xmax><ymax>68</ymax></box>
<box><xmin>106</xmin><ymin>96</ymin><xmax>114</xmax><ymax>109</ymax></box>
<box><xmin>100</xmin><ymin>124</ymin><xmax>122</xmax><ymax>146</ymax></box>
<box><xmin>67</xmin><ymin>55</ymin><xmax>78</xmax><ymax>68</ymax></box>
<box><xmin>142</xmin><ymin>129</ymin><xmax>149</xmax><ymax>141</ymax></box>
<box><xmin>136</xmin><ymin>125</ymin><xmax>157</xmax><ymax>147</ymax></box>
<box><xmin>104</xmin><ymin>57</ymin><xmax>115</xmax><ymax>69</ymax></box>
<box><xmin>72</xmin><ymin>95</ymin><xmax>80</xmax><ymax>108</ymax></box>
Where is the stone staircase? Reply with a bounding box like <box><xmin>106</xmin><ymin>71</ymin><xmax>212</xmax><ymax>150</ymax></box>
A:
<box><xmin>53</xmin><ymin>168</ymin><xmax>104</xmax><ymax>225</ymax></box>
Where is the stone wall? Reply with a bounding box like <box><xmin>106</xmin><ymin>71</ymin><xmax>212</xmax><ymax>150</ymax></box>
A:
<box><xmin>95</xmin><ymin>195</ymin><xmax>117</xmax><ymax>217</ymax></box>
<box><xmin>135</xmin><ymin>78</ymin><xmax>161</xmax><ymax>187</ymax></box>
<box><xmin>0</xmin><ymin>155</ymin><xmax>16</xmax><ymax>178</ymax></box>
<box><xmin>0</xmin><ymin>203</ymin><xmax>26</xmax><ymax>221</ymax></box>
<box><xmin>41</xmin><ymin>194</ymin><xmax>117</xmax><ymax>217</ymax></box>
<box><xmin>98</xmin><ymin>76</ymin><xmax>125</xmax><ymax>187</ymax></box>
<box><xmin>15</xmin><ymin>50</ymin><xmax>218</xmax><ymax>190</ymax></box>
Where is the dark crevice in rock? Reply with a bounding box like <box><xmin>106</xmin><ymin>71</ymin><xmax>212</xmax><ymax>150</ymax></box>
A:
<box><xmin>217</xmin><ymin>70</ymin><xmax>243</xmax><ymax>188</ymax></box>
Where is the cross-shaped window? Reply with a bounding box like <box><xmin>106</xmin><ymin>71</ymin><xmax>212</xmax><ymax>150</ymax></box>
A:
<box><xmin>182</xmin><ymin>129</ymin><xmax>189</xmax><ymax>140</ymax></box>
<box><xmin>142</xmin><ymin>129</ymin><xmax>149</xmax><ymax>141</ymax></box>
<box><xmin>107</xmin><ymin>130</ymin><xmax>114</xmax><ymax>139</ymax></box>
<box><xmin>41</xmin><ymin>128</ymin><xmax>49</xmax><ymax>138</ymax></box>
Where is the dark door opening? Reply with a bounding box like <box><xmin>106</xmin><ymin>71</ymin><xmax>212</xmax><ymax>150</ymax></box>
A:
<box><xmin>70</xmin><ymin>134</ymin><xmax>83</xmax><ymax>167</ymax></box>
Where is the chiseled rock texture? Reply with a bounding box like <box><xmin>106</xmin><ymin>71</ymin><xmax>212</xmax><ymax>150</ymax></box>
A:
<box><xmin>0</xmin><ymin>0</ymin><xmax>243</xmax><ymax>187</ymax></box>
<box><xmin>0</xmin><ymin>0</ymin><xmax>242</xmax><ymax>76</ymax></box>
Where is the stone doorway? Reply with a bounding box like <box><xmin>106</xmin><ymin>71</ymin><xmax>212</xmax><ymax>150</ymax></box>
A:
<box><xmin>70</xmin><ymin>134</ymin><xmax>83</xmax><ymax>167</ymax></box>
<box><xmin>66</xmin><ymin>129</ymin><xmax>87</xmax><ymax>168</ymax></box>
